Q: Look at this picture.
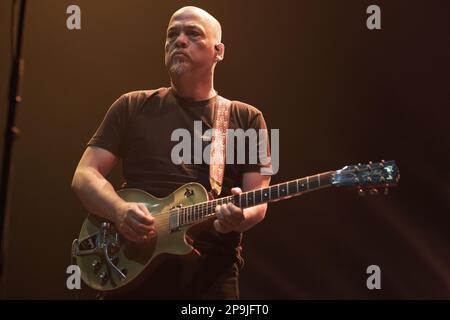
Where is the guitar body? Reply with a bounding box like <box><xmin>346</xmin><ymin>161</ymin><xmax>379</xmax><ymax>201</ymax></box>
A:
<box><xmin>76</xmin><ymin>182</ymin><xmax>209</xmax><ymax>292</ymax></box>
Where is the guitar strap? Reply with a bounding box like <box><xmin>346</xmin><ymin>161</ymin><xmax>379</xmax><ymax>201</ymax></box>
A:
<box><xmin>209</xmin><ymin>96</ymin><xmax>231</xmax><ymax>198</ymax></box>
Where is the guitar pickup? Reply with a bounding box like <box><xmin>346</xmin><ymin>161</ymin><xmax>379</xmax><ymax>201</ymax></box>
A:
<box><xmin>169</xmin><ymin>209</ymin><xmax>181</xmax><ymax>232</ymax></box>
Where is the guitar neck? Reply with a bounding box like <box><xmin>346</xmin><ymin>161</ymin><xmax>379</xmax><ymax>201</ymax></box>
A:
<box><xmin>175</xmin><ymin>171</ymin><xmax>335</xmax><ymax>228</ymax></box>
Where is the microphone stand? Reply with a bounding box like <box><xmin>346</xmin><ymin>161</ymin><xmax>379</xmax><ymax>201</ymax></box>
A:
<box><xmin>0</xmin><ymin>0</ymin><xmax>27</xmax><ymax>277</ymax></box>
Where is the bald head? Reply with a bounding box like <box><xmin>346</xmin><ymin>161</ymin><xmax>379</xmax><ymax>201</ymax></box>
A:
<box><xmin>165</xmin><ymin>6</ymin><xmax>225</xmax><ymax>82</ymax></box>
<box><xmin>169</xmin><ymin>6</ymin><xmax>222</xmax><ymax>43</ymax></box>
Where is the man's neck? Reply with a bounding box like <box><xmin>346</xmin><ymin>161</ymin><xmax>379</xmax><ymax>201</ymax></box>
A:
<box><xmin>170</xmin><ymin>73</ymin><xmax>217</xmax><ymax>101</ymax></box>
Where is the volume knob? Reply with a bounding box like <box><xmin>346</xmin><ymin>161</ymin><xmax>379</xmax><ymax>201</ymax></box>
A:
<box><xmin>99</xmin><ymin>271</ymin><xmax>109</xmax><ymax>284</ymax></box>
<box><xmin>92</xmin><ymin>260</ymin><xmax>102</xmax><ymax>273</ymax></box>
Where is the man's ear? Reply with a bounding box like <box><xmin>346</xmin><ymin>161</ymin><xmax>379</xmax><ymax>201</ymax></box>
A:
<box><xmin>214</xmin><ymin>43</ymin><xmax>225</xmax><ymax>62</ymax></box>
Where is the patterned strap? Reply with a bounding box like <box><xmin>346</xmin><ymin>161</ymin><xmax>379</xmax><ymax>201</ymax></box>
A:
<box><xmin>209</xmin><ymin>96</ymin><xmax>231</xmax><ymax>197</ymax></box>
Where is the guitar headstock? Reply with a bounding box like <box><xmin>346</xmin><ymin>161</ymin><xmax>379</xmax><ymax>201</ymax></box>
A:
<box><xmin>332</xmin><ymin>160</ymin><xmax>400</xmax><ymax>195</ymax></box>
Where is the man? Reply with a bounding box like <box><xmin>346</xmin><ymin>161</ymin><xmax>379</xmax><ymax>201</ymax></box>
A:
<box><xmin>72</xmin><ymin>6</ymin><xmax>272</xmax><ymax>299</ymax></box>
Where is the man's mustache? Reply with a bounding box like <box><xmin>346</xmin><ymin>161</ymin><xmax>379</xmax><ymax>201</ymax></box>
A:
<box><xmin>171</xmin><ymin>51</ymin><xmax>190</xmax><ymax>59</ymax></box>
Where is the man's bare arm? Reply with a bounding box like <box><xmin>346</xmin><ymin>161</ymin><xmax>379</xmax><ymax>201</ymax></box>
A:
<box><xmin>71</xmin><ymin>146</ymin><xmax>155</xmax><ymax>242</ymax></box>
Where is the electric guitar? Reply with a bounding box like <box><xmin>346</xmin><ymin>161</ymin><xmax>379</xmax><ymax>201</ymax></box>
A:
<box><xmin>73</xmin><ymin>160</ymin><xmax>399</xmax><ymax>292</ymax></box>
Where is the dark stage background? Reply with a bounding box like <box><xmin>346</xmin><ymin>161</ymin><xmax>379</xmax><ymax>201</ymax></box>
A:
<box><xmin>0</xmin><ymin>0</ymin><xmax>449</xmax><ymax>299</ymax></box>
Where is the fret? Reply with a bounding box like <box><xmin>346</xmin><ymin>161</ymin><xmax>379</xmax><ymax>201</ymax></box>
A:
<box><xmin>288</xmin><ymin>181</ymin><xmax>297</xmax><ymax>195</ymax></box>
<box><xmin>209</xmin><ymin>202</ymin><xmax>214</xmax><ymax>215</ymax></box>
<box><xmin>308</xmin><ymin>175</ymin><xmax>319</xmax><ymax>190</ymax></box>
<box><xmin>319</xmin><ymin>172</ymin><xmax>332</xmax><ymax>187</ymax></box>
<box><xmin>240</xmin><ymin>193</ymin><xmax>248</xmax><ymax>208</ymax></box>
<box><xmin>212</xmin><ymin>200</ymin><xmax>217</xmax><ymax>214</ymax></box>
<box><xmin>270</xmin><ymin>185</ymin><xmax>278</xmax><ymax>200</ymax></box>
<box><xmin>233</xmin><ymin>194</ymin><xmax>240</xmax><ymax>207</ymax></box>
<box><xmin>180</xmin><ymin>209</ymin><xmax>184</xmax><ymax>225</ymax></box>
<box><xmin>279</xmin><ymin>183</ymin><xmax>288</xmax><ymax>197</ymax></box>
<box><xmin>262</xmin><ymin>188</ymin><xmax>270</xmax><ymax>202</ymax></box>
<box><xmin>255</xmin><ymin>189</ymin><xmax>262</xmax><ymax>205</ymax></box>
<box><xmin>247</xmin><ymin>191</ymin><xmax>254</xmax><ymax>206</ymax></box>
<box><xmin>298</xmin><ymin>178</ymin><xmax>307</xmax><ymax>192</ymax></box>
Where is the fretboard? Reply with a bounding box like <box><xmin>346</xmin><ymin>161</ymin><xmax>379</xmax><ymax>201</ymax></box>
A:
<box><xmin>170</xmin><ymin>171</ymin><xmax>334</xmax><ymax>229</ymax></box>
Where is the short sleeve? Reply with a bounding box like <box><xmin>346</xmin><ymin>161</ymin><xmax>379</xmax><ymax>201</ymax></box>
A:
<box><xmin>240</xmin><ymin>111</ymin><xmax>274</xmax><ymax>176</ymax></box>
<box><xmin>87</xmin><ymin>95</ymin><xmax>129</xmax><ymax>157</ymax></box>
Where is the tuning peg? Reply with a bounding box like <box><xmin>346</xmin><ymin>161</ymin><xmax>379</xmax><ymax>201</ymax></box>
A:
<box><xmin>369</xmin><ymin>188</ymin><xmax>379</xmax><ymax>195</ymax></box>
<box><xmin>381</xmin><ymin>160</ymin><xmax>385</xmax><ymax>167</ymax></box>
<box><xmin>384</xmin><ymin>188</ymin><xmax>389</xmax><ymax>195</ymax></box>
<box><xmin>358</xmin><ymin>188</ymin><xmax>365</xmax><ymax>196</ymax></box>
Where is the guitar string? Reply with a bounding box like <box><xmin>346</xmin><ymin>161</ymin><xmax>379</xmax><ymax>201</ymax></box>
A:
<box><xmin>141</xmin><ymin>184</ymin><xmax>300</xmax><ymax>230</ymax></box>
<box><xmin>145</xmin><ymin>178</ymin><xmax>327</xmax><ymax>231</ymax></box>
<box><xmin>113</xmin><ymin>174</ymin><xmax>332</xmax><ymax>232</ymax></box>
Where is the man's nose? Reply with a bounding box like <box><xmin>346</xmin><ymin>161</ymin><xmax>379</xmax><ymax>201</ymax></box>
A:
<box><xmin>174</xmin><ymin>32</ymin><xmax>188</xmax><ymax>48</ymax></box>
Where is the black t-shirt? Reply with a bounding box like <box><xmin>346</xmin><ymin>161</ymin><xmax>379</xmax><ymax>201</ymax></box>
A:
<box><xmin>87</xmin><ymin>87</ymin><xmax>271</xmax><ymax>258</ymax></box>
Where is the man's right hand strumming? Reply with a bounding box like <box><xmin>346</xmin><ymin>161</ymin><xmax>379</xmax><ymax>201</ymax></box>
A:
<box><xmin>72</xmin><ymin>147</ymin><xmax>157</xmax><ymax>244</ymax></box>
<box><xmin>113</xmin><ymin>202</ymin><xmax>156</xmax><ymax>243</ymax></box>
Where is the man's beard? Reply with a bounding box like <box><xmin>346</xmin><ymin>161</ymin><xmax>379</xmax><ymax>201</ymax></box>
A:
<box><xmin>168</xmin><ymin>59</ymin><xmax>192</xmax><ymax>77</ymax></box>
